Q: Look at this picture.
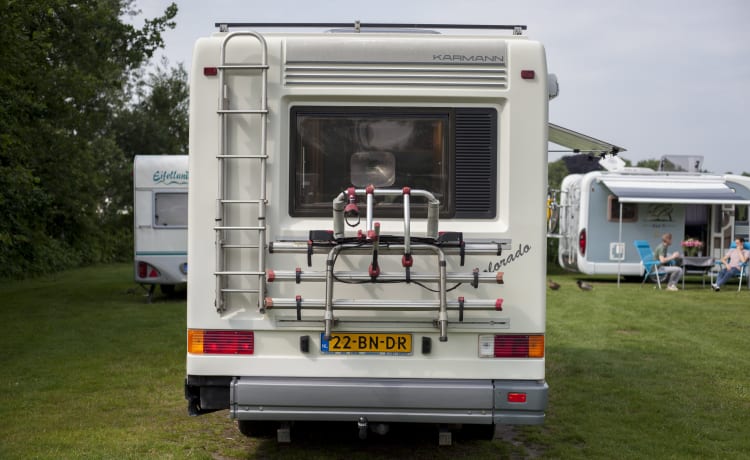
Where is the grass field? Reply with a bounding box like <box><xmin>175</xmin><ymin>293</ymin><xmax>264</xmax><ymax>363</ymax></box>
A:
<box><xmin>0</xmin><ymin>264</ymin><xmax>748</xmax><ymax>459</ymax></box>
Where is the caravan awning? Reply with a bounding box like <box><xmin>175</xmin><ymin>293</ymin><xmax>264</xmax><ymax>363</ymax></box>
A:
<box><xmin>600</xmin><ymin>177</ymin><xmax>750</xmax><ymax>204</ymax></box>
<box><xmin>548</xmin><ymin>123</ymin><xmax>626</xmax><ymax>155</ymax></box>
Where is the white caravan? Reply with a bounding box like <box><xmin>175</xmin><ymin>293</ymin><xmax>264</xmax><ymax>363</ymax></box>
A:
<box><xmin>185</xmin><ymin>22</ymin><xmax>554</xmax><ymax>443</ymax></box>
<box><xmin>133</xmin><ymin>155</ymin><xmax>188</xmax><ymax>300</ymax></box>
<box><xmin>557</xmin><ymin>157</ymin><xmax>750</xmax><ymax>277</ymax></box>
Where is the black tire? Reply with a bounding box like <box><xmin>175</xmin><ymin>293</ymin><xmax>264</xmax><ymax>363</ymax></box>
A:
<box><xmin>237</xmin><ymin>420</ymin><xmax>276</xmax><ymax>438</ymax></box>
<box><xmin>460</xmin><ymin>423</ymin><xmax>496</xmax><ymax>441</ymax></box>
<box><xmin>160</xmin><ymin>284</ymin><xmax>176</xmax><ymax>297</ymax></box>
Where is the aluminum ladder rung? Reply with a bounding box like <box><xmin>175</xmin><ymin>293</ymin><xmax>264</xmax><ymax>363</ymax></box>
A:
<box><xmin>215</xmin><ymin>226</ymin><xmax>265</xmax><ymax>231</ymax></box>
<box><xmin>216</xmin><ymin>154</ymin><xmax>268</xmax><ymax>159</ymax></box>
<box><xmin>220</xmin><ymin>199</ymin><xmax>264</xmax><ymax>204</ymax></box>
<box><xmin>215</xmin><ymin>271</ymin><xmax>265</xmax><ymax>276</ymax></box>
<box><xmin>217</xmin><ymin>109</ymin><xmax>269</xmax><ymax>114</ymax></box>
<box><xmin>221</xmin><ymin>288</ymin><xmax>261</xmax><ymax>294</ymax></box>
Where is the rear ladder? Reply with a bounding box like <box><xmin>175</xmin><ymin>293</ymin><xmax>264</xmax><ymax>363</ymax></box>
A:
<box><xmin>214</xmin><ymin>31</ymin><xmax>269</xmax><ymax>312</ymax></box>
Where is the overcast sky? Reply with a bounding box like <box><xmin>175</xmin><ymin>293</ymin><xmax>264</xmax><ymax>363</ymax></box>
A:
<box><xmin>133</xmin><ymin>0</ymin><xmax>750</xmax><ymax>174</ymax></box>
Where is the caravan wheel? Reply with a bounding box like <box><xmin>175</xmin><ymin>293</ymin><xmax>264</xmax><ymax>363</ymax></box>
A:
<box><xmin>160</xmin><ymin>284</ymin><xmax>176</xmax><ymax>297</ymax></box>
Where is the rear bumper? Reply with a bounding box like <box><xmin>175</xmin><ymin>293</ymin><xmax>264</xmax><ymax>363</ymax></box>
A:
<box><xmin>226</xmin><ymin>376</ymin><xmax>547</xmax><ymax>425</ymax></box>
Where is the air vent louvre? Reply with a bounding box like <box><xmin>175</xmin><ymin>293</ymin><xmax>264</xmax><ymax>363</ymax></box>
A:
<box><xmin>284</xmin><ymin>63</ymin><xmax>507</xmax><ymax>89</ymax></box>
<box><xmin>454</xmin><ymin>109</ymin><xmax>497</xmax><ymax>218</ymax></box>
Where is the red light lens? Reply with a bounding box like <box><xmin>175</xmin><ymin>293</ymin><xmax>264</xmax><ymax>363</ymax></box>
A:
<box><xmin>204</xmin><ymin>67</ymin><xmax>218</xmax><ymax>76</ymax></box>
<box><xmin>137</xmin><ymin>261</ymin><xmax>147</xmax><ymax>278</ymax></box>
<box><xmin>203</xmin><ymin>330</ymin><xmax>254</xmax><ymax>354</ymax></box>
<box><xmin>579</xmin><ymin>229</ymin><xmax>587</xmax><ymax>256</ymax></box>
<box><xmin>508</xmin><ymin>392</ymin><xmax>527</xmax><ymax>403</ymax></box>
<box><xmin>494</xmin><ymin>335</ymin><xmax>529</xmax><ymax>357</ymax></box>
<box><xmin>521</xmin><ymin>70</ymin><xmax>535</xmax><ymax>79</ymax></box>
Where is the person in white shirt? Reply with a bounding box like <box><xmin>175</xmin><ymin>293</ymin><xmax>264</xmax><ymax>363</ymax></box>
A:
<box><xmin>712</xmin><ymin>237</ymin><xmax>750</xmax><ymax>291</ymax></box>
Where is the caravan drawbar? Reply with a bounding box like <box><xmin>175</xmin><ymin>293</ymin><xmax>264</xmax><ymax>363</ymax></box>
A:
<box><xmin>185</xmin><ymin>23</ymin><xmax>553</xmax><ymax>443</ymax></box>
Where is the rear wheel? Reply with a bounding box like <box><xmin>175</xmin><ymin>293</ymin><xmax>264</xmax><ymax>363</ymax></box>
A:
<box><xmin>460</xmin><ymin>423</ymin><xmax>496</xmax><ymax>440</ymax></box>
<box><xmin>237</xmin><ymin>420</ymin><xmax>277</xmax><ymax>438</ymax></box>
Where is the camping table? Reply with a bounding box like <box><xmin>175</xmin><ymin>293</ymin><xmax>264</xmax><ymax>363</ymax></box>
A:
<box><xmin>681</xmin><ymin>256</ymin><xmax>714</xmax><ymax>289</ymax></box>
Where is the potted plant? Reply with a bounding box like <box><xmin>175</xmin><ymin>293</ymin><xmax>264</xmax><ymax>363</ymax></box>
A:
<box><xmin>681</xmin><ymin>237</ymin><xmax>704</xmax><ymax>257</ymax></box>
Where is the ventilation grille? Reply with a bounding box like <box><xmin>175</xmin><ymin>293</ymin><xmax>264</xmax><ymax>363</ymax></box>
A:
<box><xmin>454</xmin><ymin>109</ymin><xmax>497</xmax><ymax>218</ymax></box>
<box><xmin>284</xmin><ymin>63</ymin><xmax>507</xmax><ymax>89</ymax></box>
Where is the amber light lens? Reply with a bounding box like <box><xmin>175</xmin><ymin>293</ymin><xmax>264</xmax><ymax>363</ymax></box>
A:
<box><xmin>493</xmin><ymin>335</ymin><xmax>545</xmax><ymax>358</ymax></box>
<box><xmin>188</xmin><ymin>329</ymin><xmax>254</xmax><ymax>355</ymax></box>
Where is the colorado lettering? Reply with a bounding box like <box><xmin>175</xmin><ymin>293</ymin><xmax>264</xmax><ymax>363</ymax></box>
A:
<box><xmin>484</xmin><ymin>243</ymin><xmax>531</xmax><ymax>272</ymax></box>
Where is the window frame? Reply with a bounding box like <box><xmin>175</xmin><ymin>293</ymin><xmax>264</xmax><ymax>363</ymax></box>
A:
<box><xmin>288</xmin><ymin>106</ymin><xmax>457</xmax><ymax>218</ymax></box>
<box><xmin>607</xmin><ymin>195</ymin><xmax>638</xmax><ymax>222</ymax></box>
<box><xmin>153</xmin><ymin>191</ymin><xmax>188</xmax><ymax>229</ymax></box>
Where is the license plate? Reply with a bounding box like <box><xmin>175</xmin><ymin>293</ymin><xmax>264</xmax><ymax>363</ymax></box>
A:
<box><xmin>320</xmin><ymin>333</ymin><xmax>412</xmax><ymax>355</ymax></box>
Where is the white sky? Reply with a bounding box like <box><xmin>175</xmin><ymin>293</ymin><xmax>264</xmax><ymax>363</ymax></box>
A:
<box><xmin>133</xmin><ymin>0</ymin><xmax>750</xmax><ymax>174</ymax></box>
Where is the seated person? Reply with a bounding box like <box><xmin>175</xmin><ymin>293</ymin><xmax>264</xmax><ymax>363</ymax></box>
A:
<box><xmin>653</xmin><ymin>233</ymin><xmax>683</xmax><ymax>291</ymax></box>
<box><xmin>712</xmin><ymin>237</ymin><xmax>749</xmax><ymax>291</ymax></box>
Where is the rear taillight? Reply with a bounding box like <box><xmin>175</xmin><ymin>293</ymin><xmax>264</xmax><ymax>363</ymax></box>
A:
<box><xmin>137</xmin><ymin>261</ymin><xmax>159</xmax><ymax>279</ymax></box>
<box><xmin>578</xmin><ymin>229</ymin><xmax>587</xmax><ymax>256</ymax></box>
<box><xmin>479</xmin><ymin>335</ymin><xmax>544</xmax><ymax>358</ymax></box>
<box><xmin>188</xmin><ymin>329</ymin><xmax>254</xmax><ymax>355</ymax></box>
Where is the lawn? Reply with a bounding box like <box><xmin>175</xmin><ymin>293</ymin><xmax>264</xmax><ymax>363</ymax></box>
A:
<box><xmin>0</xmin><ymin>264</ymin><xmax>748</xmax><ymax>459</ymax></box>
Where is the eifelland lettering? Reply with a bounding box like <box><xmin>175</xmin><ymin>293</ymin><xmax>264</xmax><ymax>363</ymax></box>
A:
<box><xmin>153</xmin><ymin>170</ymin><xmax>189</xmax><ymax>185</ymax></box>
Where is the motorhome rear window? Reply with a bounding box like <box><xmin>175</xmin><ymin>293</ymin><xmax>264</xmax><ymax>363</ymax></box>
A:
<box><xmin>154</xmin><ymin>192</ymin><xmax>188</xmax><ymax>228</ymax></box>
<box><xmin>289</xmin><ymin>107</ymin><xmax>497</xmax><ymax>218</ymax></box>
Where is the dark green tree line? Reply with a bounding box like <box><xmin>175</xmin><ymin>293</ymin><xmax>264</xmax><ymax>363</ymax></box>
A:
<box><xmin>0</xmin><ymin>1</ymin><xmax>181</xmax><ymax>278</ymax></box>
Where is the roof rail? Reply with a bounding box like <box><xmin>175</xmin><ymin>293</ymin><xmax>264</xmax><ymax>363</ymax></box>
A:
<box><xmin>215</xmin><ymin>22</ymin><xmax>527</xmax><ymax>34</ymax></box>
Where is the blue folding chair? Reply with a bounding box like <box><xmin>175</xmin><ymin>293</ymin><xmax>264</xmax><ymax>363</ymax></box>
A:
<box><xmin>712</xmin><ymin>241</ymin><xmax>750</xmax><ymax>292</ymax></box>
<box><xmin>634</xmin><ymin>240</ymin><xmax>666</xmax><ymax>289</ymax></box>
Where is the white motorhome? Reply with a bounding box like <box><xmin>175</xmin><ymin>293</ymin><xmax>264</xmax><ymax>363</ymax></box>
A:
<box><xmin>133</xmin><ymin>155</ymin><xmax>188</xmax><ymax>300</ymax></box>
<box><xmin>185</xmin><ymin>22</ymin><xmax>554</xmax><ymax>443</ymax></box>
<box><xmin>557</xmin><ymin>157</ymin><xmax>750</xmax><ymax>277</ymax></box>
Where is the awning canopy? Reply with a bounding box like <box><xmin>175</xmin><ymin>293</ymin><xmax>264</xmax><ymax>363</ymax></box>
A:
<box><xmin>548</xmin><ymin>123</ymin><xmax>626</xmax><ymax>155</ymax></box>
<box><xmin>600</xmin><ymin>177</ymin><xmax>750</xmax><ymax>205</ymax></box>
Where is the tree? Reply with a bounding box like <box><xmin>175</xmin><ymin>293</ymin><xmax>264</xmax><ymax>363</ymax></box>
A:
<box><xmin>636</xmin><ymin>159</ymin><xmax>661</xmax><ymax>171</ymax></box>
<box><xmin>0</xmin><ymin>1</ymin><xmax>178</xmax><ymax>278</ymax></box>
<box><xmin>547</xmin><ymin>159</ymin><xmax>569</xmax><ymax>192</ymax></box>
<box><xmin>105</xmin><ymin>59</ymin><xmax>189</xmax><ymax>237</ymax></box>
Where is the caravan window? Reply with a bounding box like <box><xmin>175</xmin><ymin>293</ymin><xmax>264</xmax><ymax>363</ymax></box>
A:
<box><xmin>607</xmin><ymin>195</ymin><xmax>637</xmax><ymax>222</ymax></box>
<box><xmin>154</xmin><ymin>192</ymin><xmax>187</xmax><ymax>228</ymax></box>
<box><xmin>290</xmin><ymin>107</ymin><xmax>497</xmax><ymax>218</ymax></box>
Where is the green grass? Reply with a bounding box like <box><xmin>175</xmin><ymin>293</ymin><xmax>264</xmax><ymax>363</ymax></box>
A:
<box><xmin>0</xmin><ymin>265</ymin><xmax>748</xmax><ymax>458</ymax></box>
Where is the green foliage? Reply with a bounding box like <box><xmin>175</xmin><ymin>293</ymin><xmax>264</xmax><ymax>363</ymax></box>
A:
<box><xmin>547</xmin><ymin>158</ymin><xmax>569</xmax><ymax>192</ymax></box>
<box><xmin>0</xmin><ymin>1</ymin><xmax>179</xmax><ymax>279</ymax></box>
<box><xmin>635</xmin><ymin>158</ymin><xmax>660</xmax><ymax>170</ymax></box>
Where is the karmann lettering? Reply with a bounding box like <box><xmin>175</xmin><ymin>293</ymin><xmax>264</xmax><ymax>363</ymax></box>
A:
<box><xmin>433</xmin><ymin>54</ymin><xmax>504</xmax><ymax>63</ymax></box>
